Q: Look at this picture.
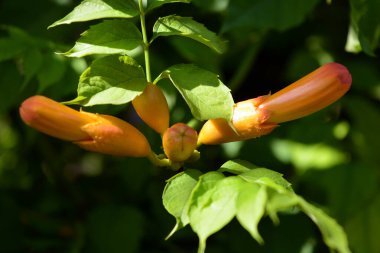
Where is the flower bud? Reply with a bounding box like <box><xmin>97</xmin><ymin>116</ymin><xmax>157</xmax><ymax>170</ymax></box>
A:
<box><xmin>162</xmin><ymin>123</ymin><xmax>198</xmax><ymax>162</ymax></box>
<box><xmin>20</xmin><ymin>96</ymin><xmax>151</xmax><ymax>157</ymax></box>
<box><xmin>198</xmin><ymin>62</ymin><xmax>351</xmax><ymax>145</ymax></box>
<box><xmin>132</xmin><ymin>83</ymin><xmax>170</xmax><ymax>134</ymax></box>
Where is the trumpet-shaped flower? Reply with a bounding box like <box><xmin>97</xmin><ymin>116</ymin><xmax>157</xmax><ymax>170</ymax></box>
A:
<box><xmin>20</xmin><ymin>96</ymin><xmax>151</xmax><ymax>157</ymax></box>
<box><xmin>198</xmin><ymin>62</ymin><xmax>352</xmax><ymax>145</ymax></box>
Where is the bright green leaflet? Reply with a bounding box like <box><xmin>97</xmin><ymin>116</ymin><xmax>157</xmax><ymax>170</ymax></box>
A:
<box><xmin>236</xmin><ymin>182</ymin><xmax>267</xmax><ymax>244</ymax></box>
<box><xmin>162</xmin><ymin>169</ymin><xmax>202</xmax><ymax>239</ymax></box>
<box><xmin>298</xmin><ymin>197</ymin><xmax>351</xmax><ymax>253</ymax></box>
<box><xmin>63</xmin><ymin>20</ymin><xmax>142</xmax><ymax>57</ymax></box>
<box><xmin>151</xmin><ymin>15</ymin><xmax>227</xmax><ymax>54</ymax></box>
<box><xmin>156</xmin><ymin>64</ymin><xmax>234</xmax><ymax>121</ymax></box>
<box><xmin>76</xmin><ymin>55</ymin><xmax>146</xmax><ymax>106</ymax></box>
<box><xmin>218</xmin><ymin>159</ymin><xmax>258</xmax><ymax>175</ymax></box>
<box><xmin>188</xmin><ymin>175</ymin><xmax>241</xmax><ymax>253</ymax></box>
<box><xmin>49</xmin><ymin>0</ymin><xmax>139</xmax><ymax>28</ymax></box>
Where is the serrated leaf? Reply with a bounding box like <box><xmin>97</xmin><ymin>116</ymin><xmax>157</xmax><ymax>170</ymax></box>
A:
<box><xmin>48</xmin><ymin>0</ymin><xmax>139</xmax><ymax>28</ymax></box>
<box><xmin>162</xmin><ymin>169</ymin><xmax>202</xmax><ymax>238</ymax></box>
<box><xmin>146</xmin><ymin>0</ymin><xmax>190</xmax><ymax>12</ymax></box>
<box><xmin>152</xmin><ymin>15</ymin><xmax>226</xmax><ymax>54</ymax></box>
<box><xmin>188</xmin><ymin>175</ymin><xmax>242</xmax><ymax>253</ymax></box>
<box><xmin>236</xmin><ymin>183</ymin><xmax>267</xmax><ymax>244</ymax></box>
<box><xmin>157</xmin><ymin>64</ymin><xmax>234</xmax><ymax>121</ymax></box>
<box><xmin>76</xmin><ymin>55</ymin><xmax>146</xmax><ymax>106</ymax></box>
<box><xmin>298</xmin><ymin>197</ymin><xmax>351</xmax><ymax>253</ymax></box>
<box><xmin>218</xmin><ymin>159</ymin><xmax>258</xmax><ymax>175</ymax></box>
<box><xmin>63</xmin><ymin>20</ymin><xmax>142</xmax><ymax>57</ymax></box>
<box><xmin>239</xmin><ymin>168</ymin><xmax>293</xmax><ymax>192</ymax></box>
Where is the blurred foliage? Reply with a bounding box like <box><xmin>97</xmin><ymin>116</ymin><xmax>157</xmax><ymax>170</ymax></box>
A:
<box><xmin>1</xmin><ymin>0</ymin><xmax>380</xmax><ymax>253</ymax></box>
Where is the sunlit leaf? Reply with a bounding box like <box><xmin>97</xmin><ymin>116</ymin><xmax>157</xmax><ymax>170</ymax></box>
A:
<box><xmin>63</xmin><ymin>20</ymin><xmax>142</xmax><ymax>57</ymax></box>
<box><xmin>239</xmin><ymin>168</ymin><xmax>292</xmax><ymax>192</ymax></box>
<box><xmin>152</xmin><ymin>15</ymin><xmax>227</xmax><ymax>54</ymax></box>
<box><xmin>218</xmin><ymin>159</ymin><xmax>257</xmax><ymax>175</ymax></box>
<box><xmin>49</xmin><ymin>0</ymin><xmax>139</xmax><ymax>28</ymax></box>
<box><xmin>299</xmin><ymin>197</ymin><xmax>351</xmax><ymax>253</ymax></box>
<box><xmin>271</xmin><ymin>139</ymin><xmax>348</xmax><ymax>172</ymax></box>
<box><xmin>162</xmin><ymin>169</ymin><xmax>202</xmax><ymax>238</ymax></box>
<box><xmin>76</xmin><ymin>55</ymin><xmax>146</xmax><ymax>106</ymax></box>
<box><xmin>157</xmin><ymin>64</ymin><xmax>234</xmax><ymax>121</ymax></box>
<box><xmin>236</xmin><ymin>183</ymin><xmax>267</xmax><ymax>244</ymax></box>
<box><xmin>188</xmin><ymin>174</ymin><xmax>240</xmax><ymax>253</ymax></box>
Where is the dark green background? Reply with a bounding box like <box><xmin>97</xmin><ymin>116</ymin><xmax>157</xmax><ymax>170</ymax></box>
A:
<box><xmin>1</xmin><ymin>0</ymin><xmax>379</xmax><ymax>252</ymax></box>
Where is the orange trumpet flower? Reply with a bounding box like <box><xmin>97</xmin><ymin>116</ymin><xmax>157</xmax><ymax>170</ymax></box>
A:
<box><xmin>20</xmin><ymin>96</ymin><xmax>151</xmax><ymax>157</ymax></box>
<box><xmin>198</xmin><ymin>62</ymin><xmax>352</xmax><ymax>145</ymax></box>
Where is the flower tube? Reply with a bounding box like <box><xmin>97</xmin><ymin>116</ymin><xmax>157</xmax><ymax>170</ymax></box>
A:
<box><xmin>20</xmin><ymin>96</ymin><xmax>151</xmax><ymax>157</ymax></box>
<box><xmin>198</xmin><ymin>62</ymin><xmax>352</xmax><ymax>145</ymax></box>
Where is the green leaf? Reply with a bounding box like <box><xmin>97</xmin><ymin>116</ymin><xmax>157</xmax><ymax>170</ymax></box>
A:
<box><xmin>239</xmin><ymin>168</ymin><xmax>293</xmax><ymax>192</ymax></box>
<box><xmin>37</xmin><ymin>54</ymin><xmax>67</xmax><ymax>92</ymax></box>
<box><xmin>22</xmin><ymin>48</ymin><xmax>43</xmax><ymax>87</ymax></box>
<box><xmin>76</xmin><ymin>55</ymin><xmax>146</xmax><ymax>106</ymax></box>
<box><xmin>188</xmin><ymin>175</ymin><xmax>241</xmax><ymax>253</ymax></box>
<box><xmin>271</xmin><ymin>139</ymin><xmax>348</xmax><ymax>173</ymax></box>
<box><xmin>63</xmin><ymin>20</ymin><xmax>142</xmax><ymax>57</ymax></box>
<box><xmin>146</xmin><ymin>0</ymin><xmax>190</xmax><ymax>12</ymax></box>
<box><xmin>223</xmin><ymin>0</ymin><xmax>320</xmax><ymax>32</ymax></box>
<box><xmin>48</xmin><ymin>0</ymin><xmax>139</xmax><ymax>28</ymax></box>
<box><xmin>298</xmin><ymin>197</ymin><xmax>351</xmax><ymax>253</ymax></box>
<box><xmin>266</xmin><ymin>193</ymin><xmax>299</xmax><ymax>224</ymax></box>
<box><xmin>218</xmin><ymin>159</ymin><xmax>257</xmax><ymax>175</ymax></box>
<box><xmin>157</xmin><ymin>64</ymin><xmax>234</xmax><ymax>121</ymax></box>
<box><xmin>0</xmin><ymin>38</ymin><xmax>27</xmax><ymax>62</ymax></box>
<box><xmin>152</xmin><ymin>15</ymin><xmax>227</xmax><ymax>54</ymax></box>
<box><xmin>349</xmin><ymin>0</ymin><xmax>380</xmax><ymax>55</ymax></box>
<box><xmin>236</xmin><ymin>183</ymin><xmax>267</xmax><ymax>244</ymax></box>
<box><xmin>162</xmin><ymin>169</ymin><xmax>202</xmax><ymax>238</ymax></box>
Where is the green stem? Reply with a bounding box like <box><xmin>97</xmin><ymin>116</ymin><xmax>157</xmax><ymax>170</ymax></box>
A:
<box><xmin>147</xmin><ymin>152</ymin><xmax>182</xmax><ymax>171</ymax></box>
<box><xmin>138</xmin><ymin>0</ymin><xmax>152</xmax><ymax>82</ymax></box>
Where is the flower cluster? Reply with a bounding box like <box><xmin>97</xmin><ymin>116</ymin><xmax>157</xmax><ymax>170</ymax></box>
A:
<box><xmin>20</xmin><ymin>63</ymin><xmax>351</xmax><ymax>165</ymax></box>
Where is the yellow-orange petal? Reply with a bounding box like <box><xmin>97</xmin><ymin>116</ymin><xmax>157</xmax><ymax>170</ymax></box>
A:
<box><xmin>132</xmin><ymin>84</ymin><xmax>170</xmax><ymax>134</ymax></box>
<box><xmin>198</xmin><ymin>98</ymin><xmax>277</xmax><ymax>145</ymax></box>
<box><xmin>261</xmin><ymin>62</ymin><xmax>352</xmax><ymax>123</ymax></box>
<box><xmin>19</xmin><ymin>96</ymin><xmax>94</xmax><ymax>141</ymax></box>
<box><xmin>75</xmin><ymin>113</ymin><xmax>151</xmax><ymax>157</ymax></box>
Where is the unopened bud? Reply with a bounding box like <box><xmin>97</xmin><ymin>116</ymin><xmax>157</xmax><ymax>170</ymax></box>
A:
<box><xmin>162</xmin><ymin>123</ymin><xmax>198</xmax><ymax>162</ymax></box>
<box><xmin>132</xmin><ymin>83</ymin><xmax>170</xmax><ymax>134</ymax></box>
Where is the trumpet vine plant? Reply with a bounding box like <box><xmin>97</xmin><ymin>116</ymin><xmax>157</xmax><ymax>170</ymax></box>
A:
<box><xmin>20</xmin><ymin>0</ymin><xmax>352</xmax><ymax>252</ymax></box>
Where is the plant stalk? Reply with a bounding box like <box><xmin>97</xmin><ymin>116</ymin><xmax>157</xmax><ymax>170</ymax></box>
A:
<box><xmin>138</xmin><ymin>0</ymin><xmax>152</xmax><ymax>82</ymax></box>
